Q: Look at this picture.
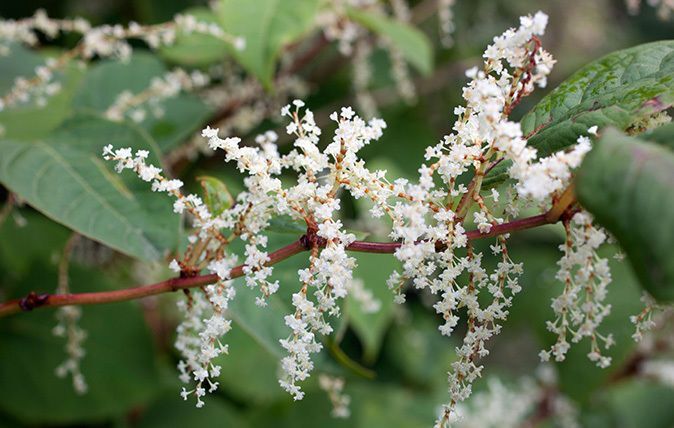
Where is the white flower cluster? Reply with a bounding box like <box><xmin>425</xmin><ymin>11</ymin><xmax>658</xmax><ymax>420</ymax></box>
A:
<box><xmin>359</xmin><ymin>12</ymin><xmax>559</xmax><ymax>424</ymax></box>
<box><xmin>102</xmin><ymin>145</ymin><xmax>248</xmax><ymax>405</ymax></box>
<box><xmin>105</xmin><ymin>68</ymin><xmax>210</xmax><ymax>123</ymax></box>
<box><xmin>174</xmin><ymin>13</ymin><xmax>245</xmax><ymax>51</ymax></box>
<box><xmin>112</xmin><ymin>146</ymin><xmax>257</xmax><ymax>403</ymax></box>
<box><xmin>352</xmin><ymin>39</ymin><xmax>378</xmax><ymax>118</ymax></box>
<box><xmin>167</xmin><ymin>64</ymin><xmax>308</xmax><ymax>165</ymax></box>
<box><xmin>387</xmin><ymin>0</ymin><xmax>416</xmax><ymax>102</ymax></box>
<box><xmin>318</xmin><ymin>374</ymin><xmax>351</xmax><ymax>418</ymax></box>
<box><xmin>176</xmin><ymin>259</ymin><xmax>237</xmax><ymax>407</ymax></box>
<box><xmin>513</xmin><ymin>133</ymin><xmax>593</xmax><ymax>203</ymax></box>
<box><xmin>105</xmin><ymin>100</ymin><xmax>389</xmax><ymax>404</ymax></box>
<box><xmin>451</xmin><ymin>378</ymin><xmax>540</xmax><ymax>428</ymax></box>
<box><xmin>0</xmin><ymin>10</ymin><xmax>243</xmax><ymax>111</ymax></box>
<box><xmin>77</xmin><ymin>13</ymin><xmax>244</xmax><ymax>60</ymax></box>
<box><xmin>539</xmin><ymin>211</ymin><xmax>614</xmax><ymax>368</ymax></box>
<box><xmin>347</xmin><ymin>278</ymin><xmax>382</xmax><ymax>313</ymax></box>
<box><xmin>641</xmin><ymin>359</ymin><xmax>674</xmax><ymax>387</ymax></box>
<box><xmin>0</xmin><ymin>57</ymin><xmax>64</xmax><ymax>111</ymax></box>
<box><xmin>630</xmin><ymin>293</ymin><xmax>674</xmax><ymax>354</ymax></box>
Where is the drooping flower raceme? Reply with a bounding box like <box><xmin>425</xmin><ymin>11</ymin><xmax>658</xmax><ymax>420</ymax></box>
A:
<box><xmin>539</xmin><ymin>211</ymin><xmax>614</xmax><ymax>368</ymax></box>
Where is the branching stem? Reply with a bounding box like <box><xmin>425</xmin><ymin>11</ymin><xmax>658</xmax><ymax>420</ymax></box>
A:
<box><xmin>0</xmin><ymin>187</ymin><xmax>577</xmax><ymax>318</ymax></box>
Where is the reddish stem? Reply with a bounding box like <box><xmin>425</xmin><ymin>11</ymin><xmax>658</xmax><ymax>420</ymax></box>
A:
<box><xmin>0</xmin><ymin>240</ymin><xmax>305</xmax><ymax>317</ymax></box>
<box><xmin>0</xmin><ymin>206</ymin><xmax>570</xmax><ymax>318</ymax></box>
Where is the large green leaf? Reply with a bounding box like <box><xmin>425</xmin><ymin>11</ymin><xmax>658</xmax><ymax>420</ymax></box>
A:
<box><xmin>72</xmin><ymin>52</ymin><xmax>212</xmax><ymax>152</ymax></box>
<box><xmin>0</xmin><ymin>44</ymin><xmax>85</xmax><ymax>140</ymax></box>
<box><xmin>214</xmin><ymin>0</ymin><xmax>319</xmax><ymax>89</ymax></box>
<box><xmin>576</xmin><ymin>129</ymin><xmax>674</xmax><ymax>301</ymax></box>
<box><xmin>0</xmin><ymin>116</ymin><xmax>180</xmax><ymax>261</ymax></box>
<box><xmin>0</xmin><ymin>265</ymin><xmax>162</xmax><ymax>424</ymax></box>
<box><xmin>485</xmin><ymin>40</ymin><xmax>674</xmax><ymax>187</ymax></box>
<box><xmin>159</xmin><ymin>7</ymin><xmax>232</xmax><ymax>66</ymax></box>
<box><xmin>347</xmin><ymin>8</ymin><xmax>433</xmax><ymax>76</ymax></box>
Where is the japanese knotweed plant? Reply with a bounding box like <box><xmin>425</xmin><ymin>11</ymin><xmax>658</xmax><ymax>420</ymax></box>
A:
<box><xmin>2</xmin><ymin>7</ymin><xmax>674</xmax><ymax>428</ymax></box>
<box><xmin>69</xmin><ymin>11</ymin><xmax>624</xmax><ymax>422</ymax></box>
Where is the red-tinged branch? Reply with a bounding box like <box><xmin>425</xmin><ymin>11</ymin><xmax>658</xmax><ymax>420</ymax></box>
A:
<box><xmin>0</xmin><ymin>240</ymin><xmax>305</xmax><ymax>317</ymax></box>
<box><xmin>0</xmin><ymin>192</ymin><xmax>577</xmax><ymax>318</ymax></box>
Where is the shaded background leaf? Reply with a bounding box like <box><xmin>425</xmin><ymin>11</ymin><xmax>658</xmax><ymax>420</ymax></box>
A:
<box><xmin>0</xmin><ymin>116</ymin><xmax>180</xmax><ymax>260</ymax></box>
<box><xmin>576</xmin><ymin>129</ymin><xmax>674</xmax><ymax>301</ymax></box>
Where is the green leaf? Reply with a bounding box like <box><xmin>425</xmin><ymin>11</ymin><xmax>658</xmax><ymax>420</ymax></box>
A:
<box><xmin>214</xmin><ymin>0</ymin><xmax>320</xmax><ymax>88</ymax></box>
<box><xmin>159</xmin><ymin>8</ymin><xmax>231</xmax><ymax>66</ymax></box>
<box><xmin>0</xmin><ymin>116</ymin><xmax>180</xmax><ymax>261</ymax></box>
<box><xmin>72</xmin><ymin>52</ymin><xmax>212</xmax><ymax>152</ymax></box>
<box><xmin>0</xmin><ymin>44</ymin><xmax>85</xmax><ymax>140</ymax></box>
<box><xmin>198</xmin><ymin>176</ymin><xmax>234</xmax><ymax>216</ymax></box>
<box><xmin>484</xmin><ymin>40</ymin><xmax>674</xmax><ymax>187</ymax></box>
<box><xmin>576</xmin><ymin>129</ymin><xmax>674</xmax><ymax>301</ymax></box>
<box><xmin>0</xmin><ymin>265</ymin><xmax>162</xmax><ymax>424</ymax></box>
<box><xmin>348</xmin><ymin>252</ymin><xmax>400</xmax><ymax>363</ymax></box>
<box><xmin>347</xmin><ymin>8</ymin><xmax>433</xmax><ymax>75</ymax></box>
<box><xmin>350</xmin><ymin>383</ymin><xmax>436</xmax><ymax>428</ymax></box>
